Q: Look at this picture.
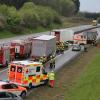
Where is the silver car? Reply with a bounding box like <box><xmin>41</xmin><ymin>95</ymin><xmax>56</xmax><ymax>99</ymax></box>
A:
<box><xmin>72</xmin><ymin>44</ymin><xmax>81</xmax><ymax>51</ymax></box>
<box><xmin>0</xmin><ymin>91</ymin><xmax>23</xmax><ymax>100</ymax></box>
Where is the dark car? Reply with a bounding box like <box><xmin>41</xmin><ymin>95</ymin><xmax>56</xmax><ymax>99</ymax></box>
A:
<box><xmin>72</xmin><ymin>44</ymin><xmax>81</xmax><ymax>51</ymax></box>
<box><xmin>0</xmin><ymin>91</ymin><xmax>23</xmax><ymax>100</ymax></box>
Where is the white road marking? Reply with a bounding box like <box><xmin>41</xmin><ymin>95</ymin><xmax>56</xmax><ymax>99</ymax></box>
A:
<box><xmin>0</xmin><ymin>68</ymin><xmax>8</xmax><ymax>73</ymax></box>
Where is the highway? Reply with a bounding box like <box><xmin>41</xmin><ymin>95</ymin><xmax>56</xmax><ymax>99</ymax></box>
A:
<box><xmin>0</xmin><ymin>25</ymin><xmax>99</xmax><ymax>44</ymax></box>
<box><xmin>0</xmin><ymin>25</ymin><xmax>100</xmax><ymax>81</ymax></box>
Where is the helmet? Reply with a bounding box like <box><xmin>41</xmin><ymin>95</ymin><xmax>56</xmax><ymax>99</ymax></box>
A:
<box><xmin>40</xmin><ymin>57</ymin><xmax>43</xmax><ymax>59</ymax></box>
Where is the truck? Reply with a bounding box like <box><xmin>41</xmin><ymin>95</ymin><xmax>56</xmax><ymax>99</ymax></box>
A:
<box><xmin>8</xmin><ymin>60</ymin><xmax>48</xmax><ymax>89</ymax></box>
<box><xmin>92</xmin><ymin>20</ymin><xmax>98</xmax><ymax>26</ymax></box>
<box><xmin>50</xmin><ymin>29</ymin><xmax>74</xmax><ymax>43</ymax></box>
<box><xmin>11</xmin><ymin>39</ymin><xmax>32</xmax><ymax>59</ymax></box>
<box><xmin>31</xmin><ymin>35</ymin><xmax>56</xmax><ymax>61</ymax></box>
<box><xmin>50</xmin><ymin>29</ymin><xmax>74</xmax><ymax>52</ymax></box>
<box><xmin>86</xmin><ymin>29</ymin><xmax>98</xmax><ymax>45</ymax></box>
<box><xmin>0</xmin><ymin>45</ymin><xmax>10</xmax><ymax>66</ymax></box>
<box><xmin>73</xmin><ymin>29</ymin><xmax>98</xmax><ymax>45</ymax></box>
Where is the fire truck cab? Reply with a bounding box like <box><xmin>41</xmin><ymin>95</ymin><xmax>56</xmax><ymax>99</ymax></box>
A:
<box><xmin>0</xmin><ymin>45</ymin><xmax>10</xmax><ymax>66</ymax></box>
<box><xmin>11</xmin><ymin>40</ymin><xmax>31</xmax><ymax>59</ymax></box>
<box><xmin>8</xmin><ymin>60</ymin><xmax>48</xmax><ymax>89</ymax></box>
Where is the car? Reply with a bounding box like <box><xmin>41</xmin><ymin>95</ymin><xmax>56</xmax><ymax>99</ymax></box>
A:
<box><xmin>0</xmin><ymin>80</ymin><xmax>27</xmax><ymax>98</ymax></box>
<box><xmin>72</xmin><ymin>44</ymin><xmax>81</xmax><ymax>51</ymax></box>
<box><xmin>0</xmin><ymin>91</ymin><xmax>23</xmax><ymax>100</ymax></box>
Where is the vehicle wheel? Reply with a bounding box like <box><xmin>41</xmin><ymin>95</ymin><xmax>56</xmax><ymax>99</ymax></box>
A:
<box><xmin>29</xmin><ymin>83</ymin><xmax>32</xmax><ymax>89</ymax></box>
<box><xmin>44</xmin><ymin>79</ymin><xmax>49</xmax><ymax>85</ymax></box>
<box><xmin>20</xmin><ymin>91</ymin><xmax>26</xmax><ymax>98</ymax></box>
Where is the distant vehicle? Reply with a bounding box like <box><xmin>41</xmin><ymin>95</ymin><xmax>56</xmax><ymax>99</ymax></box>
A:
<box><xmin>0</xmin><ymin>91</ymin><xmax>23</xmax><ymax>100</ymax></box>
<box><xmin>92</xmin><ymin>20</ymin><xmax>98</xmax><ymax>26</ymax></box>
<box><xmin>72</xmin><ymin>44</ymin><xmax>81</xmax><ymax>51</ymax></box>
<box><xmin>0</xmin><ymin>80</ymin><xmax>27</xmax><ymax>97</ymax></box>
<box><xmin>73</xmin><ymin>29</ymin><xmax>98</xmax><ymax>45</ymax></box>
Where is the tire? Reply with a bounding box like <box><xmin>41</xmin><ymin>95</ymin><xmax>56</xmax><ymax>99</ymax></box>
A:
<box><xmin>29</xmin><ymin>83</ymin><xmax>32</xmax><ymax>89</ymax></box>
<box><xmin>44</xmin><ymin>79</ymin><xmax>49</xmax><ymax>85</ymax></box>
<box><xmin>20</xmin><ymin>91</ymin><xmax>26</xmax><ymax>98</ymax></box>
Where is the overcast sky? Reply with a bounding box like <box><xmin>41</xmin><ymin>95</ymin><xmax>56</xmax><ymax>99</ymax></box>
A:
<box><xmin>80</xmin><ymin>0</ymin><xmax>100</xmax><ymax>12</ymax></box>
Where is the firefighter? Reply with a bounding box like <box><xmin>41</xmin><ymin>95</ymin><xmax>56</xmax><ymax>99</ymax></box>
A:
<box><xmin>39</xmin><ymin>56</ymin><xmax>44</xmax><ymax>64</ymax></box>
<box><xmin>39</xmin><ymin>56</ymin><xmax>46</xmax><ymax>66</ymax></box>
<box><xmin>48</xmin><ymin>70</ymin><xmax>55</xmax><ymax>88</ymax></box>
<box><xmin>50</xmin><ymin>54</ymin><xmax>55</xmax><ymax>69</ymax></box>
<box><xmin>60</xmin><ymin>42</ymin><xmax>64</xmax><ymax>54</ymax></box>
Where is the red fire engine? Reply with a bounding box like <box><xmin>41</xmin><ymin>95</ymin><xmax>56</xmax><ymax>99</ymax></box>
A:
<box><xmin>0</xmin><ymin>45</ymin><xmax>10</xmax><ymax>66</ymax></box>
<box><xmin>11</xmin><ymin>39</ymin><xmax>32</xmax><ymax>59</ymax></box>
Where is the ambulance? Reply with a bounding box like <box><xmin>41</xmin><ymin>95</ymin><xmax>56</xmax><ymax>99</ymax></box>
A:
<box><xmin>8</xmin><ymin>60</ymin><xmax>48</xmax><ymax>89</ymax></box>
<box><xmin>73</xmin><ymin>32</ymin><xmax>87</xmax><ymax>45</ymax></box>
<box><xmin>0</xmin><ymin>45</ymin><xmax>10</xmax><ymax>66</ymax></box>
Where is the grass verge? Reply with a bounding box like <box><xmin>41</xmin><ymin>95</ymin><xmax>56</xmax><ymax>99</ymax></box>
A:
<box><xmin>24</xmin><ymin>46</ymin><xmax>99</xmax><ymax>100</ymax></box>
<box><xmin>66</xmin><ymin>48</ymin><xmax>100</xmax><ymax>100</ymax></box>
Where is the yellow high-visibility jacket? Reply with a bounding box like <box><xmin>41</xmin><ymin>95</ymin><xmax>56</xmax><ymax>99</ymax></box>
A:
<box><xmin>48</xmin><ymin>72</ymin><xmax>55</xmax><ymax>80</ymax></box>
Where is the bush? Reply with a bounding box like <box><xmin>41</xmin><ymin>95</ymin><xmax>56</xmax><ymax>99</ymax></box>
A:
<box><xmin>0</xmin><ymin>14</ymin><xmax>7</xmax><ymax>30</ymax></box>
<box><xmin>19</xmin><ymin>3</ymin><xmax>40</xmax><ymax>28</ymax></box>
<box><xmin>97</xmin><ymin>17</ymin><xmax>100</xmax><ymax>23</ymax></box>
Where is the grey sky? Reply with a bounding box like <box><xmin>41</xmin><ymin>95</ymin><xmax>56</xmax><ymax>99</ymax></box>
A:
<box><xmin>80</xmin><ymin>0</ymin><xmax>100</xmax><ymax>12</ymax></box>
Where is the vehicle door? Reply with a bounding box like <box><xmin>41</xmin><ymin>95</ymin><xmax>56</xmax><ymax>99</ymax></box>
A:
<box><xmin>15</xmin><ymin>66</ymin><xmax>23</xmax><ymax>83</ymax></box>
<box><xmin>35</xmin><ymin>66</ymin><xmax>42</xmax><ymax>84</ymax></box>
<box><xmin>9</xmin><ymin>65</ymin><xmax>16</xmax><ymax>82</ymax></box>
<box><xmin>0</xmin><ymin>50</ymin><xmax>3</xmax><ymax>65</ymax></box>
<box><xmin>4</xmin><ymin>48</ymin><xmax>10</xmax><ymax>63</ymax></box>
<box><xmin>15</xmin><ymin>45</ymin><xmax>20</xmax><ymax>54</ymax></box>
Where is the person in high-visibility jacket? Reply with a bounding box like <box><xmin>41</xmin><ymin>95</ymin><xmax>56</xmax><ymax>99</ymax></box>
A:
<box><xmin>48</xmin><ymin>70</ymin><xmax>55</xmax><ymax>88</ymax></box>
<box><xmin>39</xmin><ymin>56</ymin><xmax>46</xmax><ymax>67</ymax></box>
<box><xmin>39</xmin><ymin>57</ymin><xmax>44</xmax><ymax>64</ymax></box>
<box><xmin>50</xmin><ymin>55</ymin><xmax>55</xmax><ymax>69</ymax></box>
<box><xmin>60</xmin><ymin>42</ymin><xmax>64</xmax><ymax>53</ymax></box>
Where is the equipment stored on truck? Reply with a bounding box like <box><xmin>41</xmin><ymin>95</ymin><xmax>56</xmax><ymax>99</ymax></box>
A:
<box><xmin>8</xmin><ymin>60</ymin><xmax>48</xmax><ymax>89</ymax></box>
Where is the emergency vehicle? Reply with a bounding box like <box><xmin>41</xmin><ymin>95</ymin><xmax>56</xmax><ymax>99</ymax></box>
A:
<box><xmin>92</xmin><ymin>20</ymin><xmax>98</xmax><ymax>26</ymax></box>
<box><xmin>0</xmin><ymin>45</ymin><xmax>10</xmax><ymax>66</ymax></box>
<box><xmin>73</xmin><ymin>29</ymin><xmax>98</xmax><ymax>45</ymax></box>
<box><xmin>8</xmin><ymin>60</ymin><xmax>48</xmax><ymax>89</ymax></box>
<box><xmin>11</xmin><ymin>39</ymin><xmax>31</xmax><ymax>59</ymax></box>
<box><xmin>73</xmin><ymin>32</ymin><xmax>87</xmax><ymax>45</ymax></box>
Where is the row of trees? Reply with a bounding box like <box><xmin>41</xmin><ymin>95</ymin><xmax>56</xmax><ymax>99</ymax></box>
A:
<box><xmin>0</xmin><ymin>3</ymin><xmax>61</xmax><ymax>33</ymax></box>
<box><xmin>0</xmin><ymin>0</ymin><xmax>80</xmax><ymax>16</ymax></box>
<box><xmin>31</xmin><ymin>0</ymin><xmax>80</xmax><ymax>16</ymax></box>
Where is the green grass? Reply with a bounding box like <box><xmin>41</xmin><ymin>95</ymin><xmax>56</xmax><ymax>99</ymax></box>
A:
<box><xmin>66</xmin><ymin>51</ymin><xmax>100</xmax><ymax>100</ymax></box>
<box><xmin>0</xmin><ymin>24</ymin><xmax>61</xmax><ymax>39</ymax></box>
<box><xmin>0</xmin><ymin>31</ymin><xmax>17</xmax><ymax>38</ymax></box>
